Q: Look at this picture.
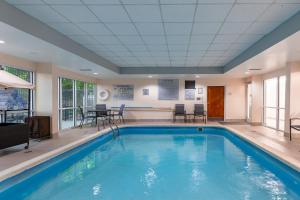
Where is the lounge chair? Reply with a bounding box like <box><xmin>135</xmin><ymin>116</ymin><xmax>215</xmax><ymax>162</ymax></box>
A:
<box><xmin>193</xmin><ymin>104</ymin><xmax>207</xmax><ymax>123</ymax></box>
<box><xmin>173</xmin><ymin>104</ymin><xmax>186</xmax><ymax>122</ymax></box>
<box><xmin>110</xmin><ymin>104</ymin><xmax>125</xmax><ymax>123</ymax></box>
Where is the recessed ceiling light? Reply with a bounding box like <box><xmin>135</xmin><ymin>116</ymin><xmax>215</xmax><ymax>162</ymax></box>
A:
<box><xmin>0</xmin><ymin>40</ymin><xmax>5</xmax><ymax>44</ymax></box>
<box><xmin>245</xmin><ymin>71</ymin><xmax>250</xmax><ymax>74</ymax></box>
<box><xmin>195</xmin><ymin>75</ymin><xmax>200</xmax><ymax>78</ymax></box>
<box><xmin>93</xmin><ymin>72</ymin><xmax>99</xmax><ymax>75</ymax></box>
<box><xmin>148</xmin><ymin>75</ymin><xmax>153</xmax><ymax>78</ymax></box>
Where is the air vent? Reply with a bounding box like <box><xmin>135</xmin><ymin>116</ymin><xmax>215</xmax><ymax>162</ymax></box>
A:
<box><xmin>248</xmin><ymin>68</ymin><xmax>262</xmax><ymax>71</ymax></box>
<box><xmin>79</xmin><ymin>69</ymin><xmax>92</xmax><ymax>72</ymax></box>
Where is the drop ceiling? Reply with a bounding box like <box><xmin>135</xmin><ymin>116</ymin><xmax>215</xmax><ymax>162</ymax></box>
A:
<box><xmin>4</xmin><ymin>0</ymin><xmax>300</xmax><ymax>70</ymax></box>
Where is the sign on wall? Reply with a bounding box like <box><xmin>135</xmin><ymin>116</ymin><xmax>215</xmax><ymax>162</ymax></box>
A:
<box><xmin>158</xmin><ymin>79</ymin><xmax>179</xmax><ymax>100</ymax></box>
<box><xmin>185</xmin><ymin>89</ymin><xmax>195</xmax><ymax>100</ymax></box>
<box><xmin>113</xmin><ymin>85</ymin><xmax>134</xmax><ymax>100</ymax></box>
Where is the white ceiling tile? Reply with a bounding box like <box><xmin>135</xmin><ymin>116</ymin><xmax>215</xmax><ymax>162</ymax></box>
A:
<box><xmin>195</xmin><ymin>4</ymin><xmax>232</xmax><ymax>22</ymax></box>
<box><xmin>76</xmin><ymin>23</ymin><xmax>111</xmax><ymax>35</ymax></box>
<box><xmin>142</xmin><ymin>36</ymin><xmax>166</xmax><ymax>44</ymax></box>
<box><xmin>237</xmin><ymin>0</ymin><xmax>273</xmax><ymax>2</ymax></box>
<box><xmin>135</xmin><ymin>23</ymin><xmax>164</xmax><ymax>35</ymax></box>
<box><xmin>192</xmin><ymin>23</ymin><xmax>221</xmax><ymax>34</ymax></box>
<box><xmin>15</xmin><ymin>5</ymin><xmax>68</xmax><ymax>23</ymax></box>
<box><xmin>165</xmin><ymin>23</ymin><xmax>193</xmax><ymax>35</ymax></box>
<box><xmin>187</xmin><ymin>51</ymin><xmax>205</xmax><ymax>57</ymax></box>
<box><xmin>108</xmin><ymin>45</ymin><xmax>128</xmax><ymax>52</ymax></box>
<box><xmin>227</xmin><ymin>4</ymin><xmax>269</xmax><ymax>22</ymax></box>
<box><xmin>44</xmin><ymin>0</ymin><xmax>82</xmax><ymax>4</ymax></box>
<box><xmin>118</xmin><ymin>35</ymin><xmax>144</xmax><ymax>44</ymax></box>
<box><xmin>167</xmin><ymin>36</ymin><xmax>190</xmax><ymax>44</ymax></box>
<box><xmin>125</xmin><ymin>5</ymin><xmax>161</xmax><ymax>22</ymax></box>
<box><xmin>88</xmin><ymin>5</ymin><xmax>131</xmax><ymax>22</ymax></box>
<box><xmin>121</xmin><ymin>0</ymin><xmax>159</xmax><ymax>4</ymax></box>
<box><xmin>94</xmin><ymin>35</ymin><xmax>121</xmax><ymax>44</ymax></box>
<box><xmin>151</xmin><ymin>51</ymin><xmax>169</xmax><ymax>57</ymax></box>
<box><xmin>188</xmin><ymin>44</ymin><xmax>210</xmax><ymax>51</ymax></box>
<box><xmin>208</xmin><ymin>43</ymin><xmax>231</xmax><ymax>51</ymax></box>
<box><xmin>190</xmin><ymin>35</ymin><xmax>215</xmax><ymax>43</ymax></box>
<box><xmin>161</xmin><ymin>0</ymin><xmax>197</xmax><ymax>4</ymax></box>
<box><xmin>219</xmin><ymin>22</ymin><xmax>251</xmax><ymax>34</ymax></box>
<box><xmin>213</xmin><ymin>34</ymin><xmax>239</xmax><ymax>43</ymax></box>
<box><xmin>106</xmin><ymin>23</ymin><xmax>138</xmax><ymax>35</ymax></box>
<box><xmin>198</xmin><ymin>0</ymin><xmax>235</xmax><ymax>3</ymax></box>
<box><xmin>168</xmin><ymin>45</ymin><xmax>188</xmax><ymax>51</ymax></box>
<box><xmin>148</xmin><ymin>45</ymin><xmax>168</xmax><ymax>51</ymax></box>
<box><xmin>49</xmin><ymin>22</ymin><xmax>86</xmax><ymax>35</ymax></box>
<box><xmin>6</xmin><ymin>0</ymin><xmax>43</xmax><ymax>4</ymax></box>
<box><xmin>246</xmin><ymin>22</ymin><xmax>279</xmax><ymax>34</ymax></box>
<box><xmin>127</xmin><ymin>45</ymin><xmax>148</xmax><ymax>51</ymax></box>
<box><xmin>161</xmin><ymin>5</ymin><xmax>195</xmax><ymax>22</ymax></box>
<box><xmin>52</xmin><ymin>5</ymin><xmax>98</xmax><ymax>22</ymax></box>
<box><xmin>258</xmin><ymin>3</ymin><xmax>300</xmax><ymax>23</ymax></box>
<box><xmin>82</xmin><ymin>0</ymin><xmax>120</xmax><ymax>4</ymax></box>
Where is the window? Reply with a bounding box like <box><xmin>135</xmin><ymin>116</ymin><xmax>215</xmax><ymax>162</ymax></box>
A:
<box><xmin>58</xmin><ymin>77</ymin><xmax>96</xmax><ymax>130</ymax></box>
<box><xmin>0</xmin><ymin>66</ymin><xmax>34</xmax><ymax>123</ymax></box>
<box><xmin>263</xmin><ymin>76</ymin><xmax>286</xmax><ymax>131</ymax></box>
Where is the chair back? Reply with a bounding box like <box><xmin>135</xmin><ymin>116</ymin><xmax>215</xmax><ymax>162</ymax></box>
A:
<box><xmin>119</xmin><ymin>104</ymin><xmax>125</xmax><ymax>115</ymax></box>
<box><xmin>96</xmin><ymin>104</ymin><xmax>107</xmax><ymax>116</ymax></box>
<box><xmin>175</xmin><ymin>104</ymin><xmax>185</xmax><ymax>115</ymax></box>
<box><xmin>78</xmin><ymin>106</ymin><xmax>84</xmax><ymax>119</ymax></box>
<box><xmin>194</xmin><ymin>104</ymin><xmax>204</xmax><ymax>115</ymax></box>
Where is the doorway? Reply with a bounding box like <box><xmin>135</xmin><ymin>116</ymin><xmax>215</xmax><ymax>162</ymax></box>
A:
<box><xmin>207</xmin><ymin>86</ymin><xmax>225</xmax><ymax>120</ymax></box>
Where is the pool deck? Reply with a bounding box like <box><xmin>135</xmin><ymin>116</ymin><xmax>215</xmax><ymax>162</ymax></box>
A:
<box><xmin>0</xmin><ymin>121</ymin><xmax>300</xmax><ymax>182</ymax></box>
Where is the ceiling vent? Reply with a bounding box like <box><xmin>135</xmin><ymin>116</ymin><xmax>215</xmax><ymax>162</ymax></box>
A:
<box><xmin>79</xmin><ymin>68</ymin><xmax>92</xmax><ymax>72</ymax></box>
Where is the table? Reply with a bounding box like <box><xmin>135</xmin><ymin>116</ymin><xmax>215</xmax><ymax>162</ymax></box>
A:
<box><xmin>87</xmin><ymin>109</ymin><xmax>113</xmax><ymax>128</ymax></box>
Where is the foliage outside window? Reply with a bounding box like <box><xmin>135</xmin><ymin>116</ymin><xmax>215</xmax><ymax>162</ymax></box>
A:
<box><xmin>59</xmin><ymin>77</ymin><xmax>96</xmax><ymax>130</ymax></box>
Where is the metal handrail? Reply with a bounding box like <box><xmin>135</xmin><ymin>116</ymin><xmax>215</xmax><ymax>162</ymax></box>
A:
<box><xmin>109</xmin><ymin>119</ymin><xmax>120</xmax><ymax>139</ymax></box>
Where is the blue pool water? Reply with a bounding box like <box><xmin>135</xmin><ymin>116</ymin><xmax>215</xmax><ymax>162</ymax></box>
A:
<box><xmin>1</xmin><ymin>127</ymin><xmax>300</xmax><ymax>200</ymax></box>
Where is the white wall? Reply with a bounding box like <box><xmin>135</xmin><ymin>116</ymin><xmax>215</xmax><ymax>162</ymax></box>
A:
<box><xmin>97</xmin><ymin>78</ymin><xmax>246</xmax><ymax>121</ymax></box>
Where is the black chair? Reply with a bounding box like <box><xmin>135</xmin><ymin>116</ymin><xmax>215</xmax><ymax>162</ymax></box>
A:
<box><xmin>173</xmin><ymin>104</ymin><xmax>186</xmax><ymax>122</ymax></box>
<box><xmin>110</xmin><ymin>104</ymin><xmax>125</xmax><ymax>123</ymax></box>
<box><xmin>95</xmin><ymin>104</ymin><xmax>111</xmax><ymax>128</ymax></box>
<box><xmin>194</xmin><ymin>104</ymin><xmax>207</xmax><ymax>123</ymax></box>
<box><xmin>290</xmin><ymin>117</ymin><xmax>300</xmax><ymax>141</ymax></box>
<box><xmin>78</xmin><ymin>106</ymin><xmax>96</xmax><ymax>128</ymax></box>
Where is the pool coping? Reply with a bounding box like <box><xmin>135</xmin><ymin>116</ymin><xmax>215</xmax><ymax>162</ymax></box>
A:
<box><xmin>0</xmin><ymin>124</ymin><xmax>299</xmax><ymax>183</ymax></box>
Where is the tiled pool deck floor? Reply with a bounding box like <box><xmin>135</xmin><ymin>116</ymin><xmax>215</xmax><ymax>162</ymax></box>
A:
<box><xmin>0</xmin><ymin>122</ymin><xmax>300</xmax><ymax>181</ymax></box>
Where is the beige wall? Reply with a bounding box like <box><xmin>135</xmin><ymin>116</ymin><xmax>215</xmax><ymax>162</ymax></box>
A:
<box><xmin>0</xmin><ymin>52</ymin><xmax>99</xmax><ymax>134</ymax></box>
<box><xmin>97</xmin><ymin>78</ymin><xmax>246</xmax><ymax>121</ymax></box>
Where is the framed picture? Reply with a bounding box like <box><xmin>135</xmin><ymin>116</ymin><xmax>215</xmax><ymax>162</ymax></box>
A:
<box><xmin>198</xmin><ymin>88</ymin><xmax>203</xmax><ymax>94</ymax></box>
<box><xmin>143</xmin><ymin>88</ymin><xmax>149</xmax><ymax>96</ymax></box>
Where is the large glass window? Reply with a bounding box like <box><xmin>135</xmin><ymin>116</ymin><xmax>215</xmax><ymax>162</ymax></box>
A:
<box><xmin>263</xmin><ymin>76</ymin><xmax>286</xmax><ymax>131</ymax></box>
<box><xmin>58</xmin><ymin>77</ymin><xmax>96</xmax><ymax>130</ymax></box>
<box><xmin>0</xmin><ymin>66</ymin><xmax>34</xmax><ymax>123</ymax></box>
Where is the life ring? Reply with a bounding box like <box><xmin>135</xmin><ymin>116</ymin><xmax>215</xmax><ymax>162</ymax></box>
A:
<box><xmin>99</xmin><ymin>89</ymin><xmax>109</xmax><ymax>101</ymax></box>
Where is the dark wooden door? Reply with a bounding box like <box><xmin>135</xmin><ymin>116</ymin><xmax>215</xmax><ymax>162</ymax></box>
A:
<box><xmin>207</xmin><ymin>86</ymin><xmax>224</xmax><ymax>119</ymax></box>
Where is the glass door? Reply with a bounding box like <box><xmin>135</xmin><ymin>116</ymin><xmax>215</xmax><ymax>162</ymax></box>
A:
<box><xmin>263</xmin><ymin>76</ymin><xmax>286</xmax><ymax>131</ymax></box>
